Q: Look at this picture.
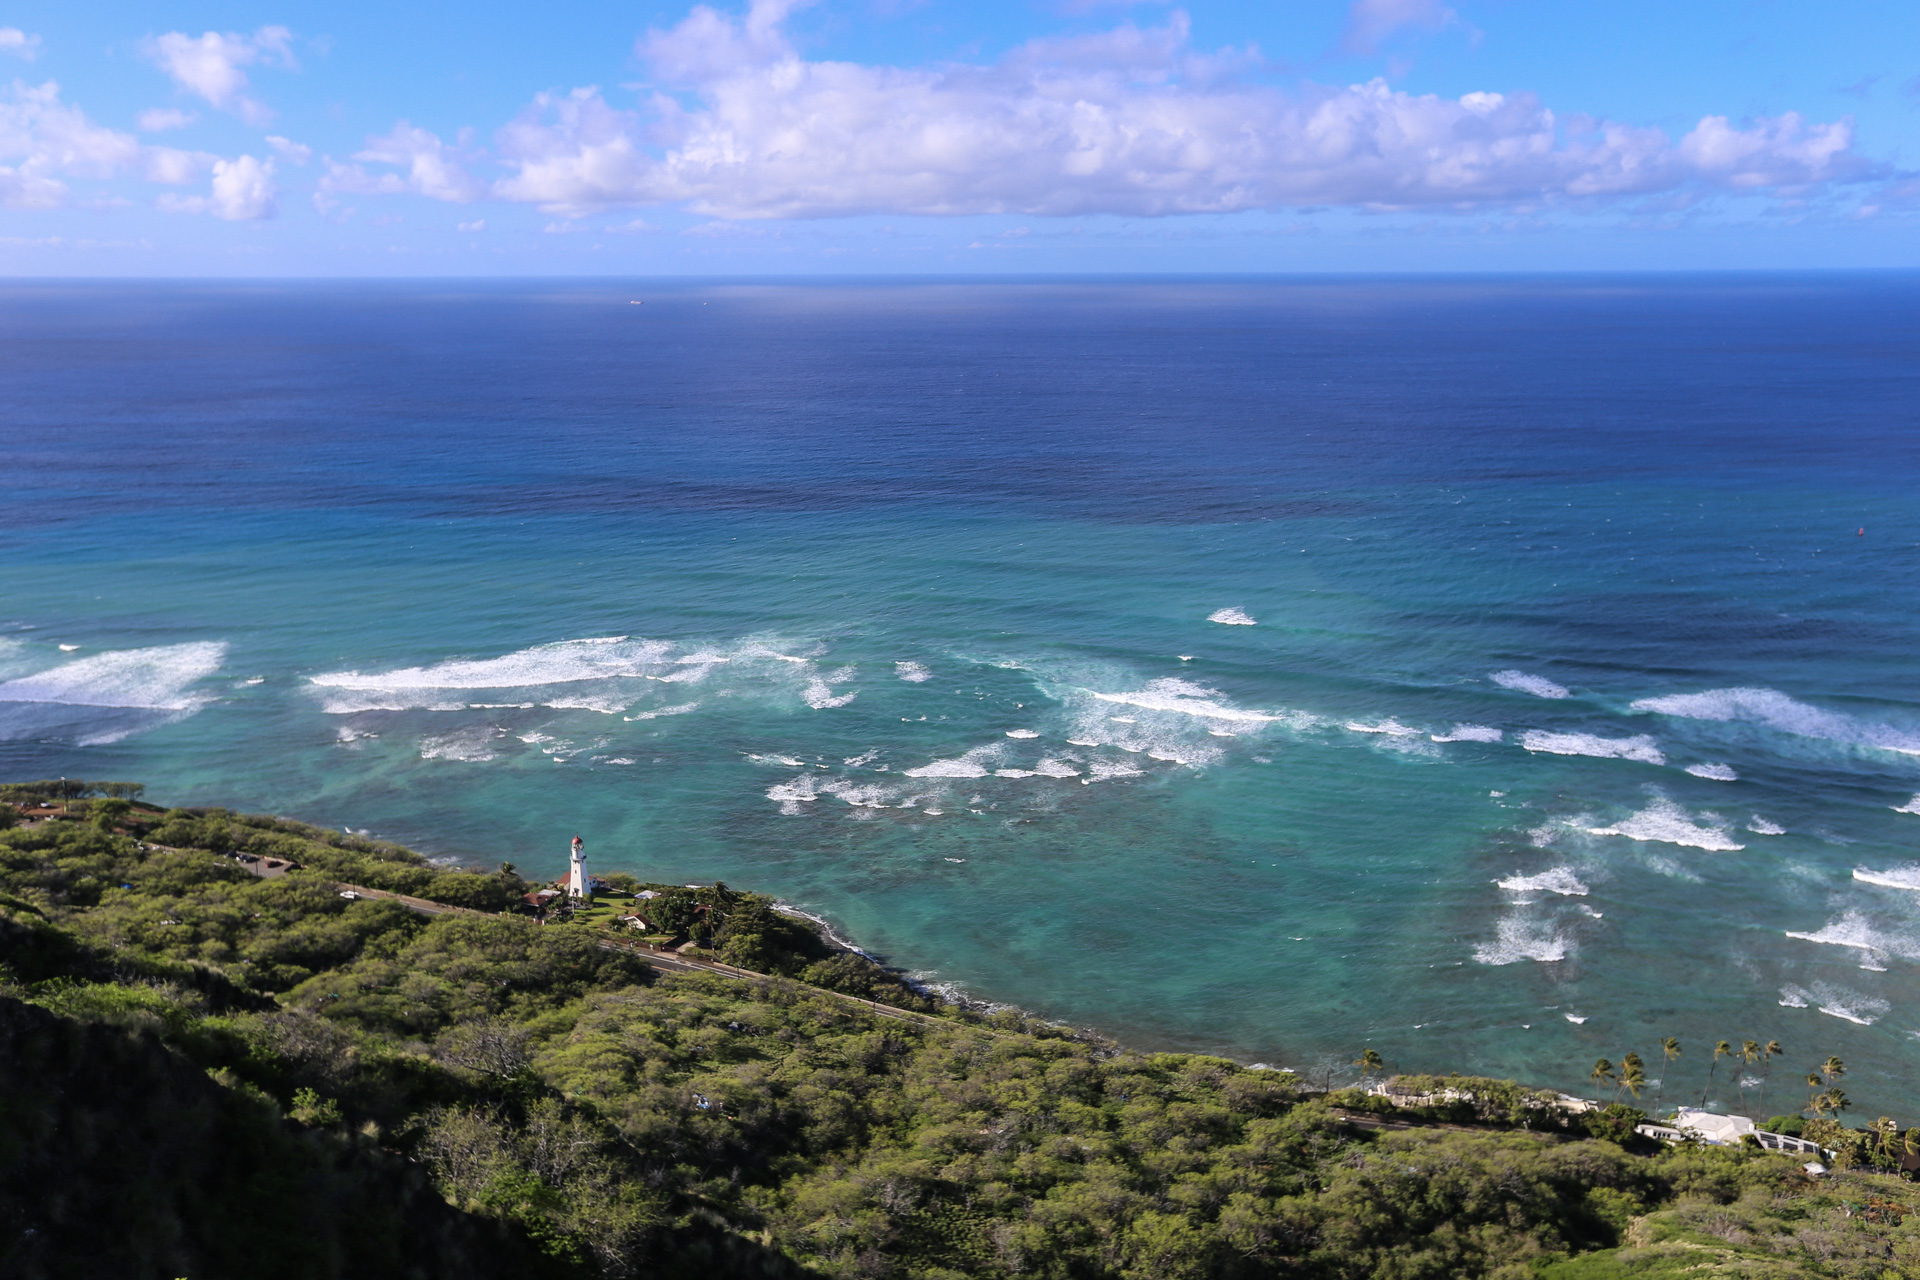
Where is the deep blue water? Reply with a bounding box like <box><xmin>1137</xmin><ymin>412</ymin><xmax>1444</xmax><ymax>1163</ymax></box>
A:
<box><xmin>4</xmin><ymin>274</ymin><xmax>1919</xmax><ymax>1115</ymax></box>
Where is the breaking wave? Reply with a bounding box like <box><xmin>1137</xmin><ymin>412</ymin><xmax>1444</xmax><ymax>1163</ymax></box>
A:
<box><xmin>0</xmin><ymin>641</ymin><xmax>227</xmax><ymax>710</ymax></box>
<box><xmin>1785</xmin><ymin>910</ymin><xmax>1919</xmax><ymax>962</ymax></box>
<box><xmin>1495</xmin><ymin>867</ymin><xmax>1589</xmax><ymax>897</ymax></box>
<box><xmin>1208</xmin><ymin>608</ymin><xmax>1256</xmax><ymax>626</ymax></box>
<box><xmin>1473</xmin><ymin>917</ymin><xmax>1570</xmax><ymax>965</ymax></box>
<box><xmin>1855</xmin><ymin>865</ymin><xmax>1920</xmax><ymax>892</ymax></box>
<box><xmin>1778</xmin><ymin>982</ymin><xmax>1889</xmax><ymax>1025</ymax></box>
<box><xmin>1432</xmin><ymin>724</ymin><xmax>1503</xmax><ymax>743</ymax></box>
<box><xmin>1491</xmin><ymin>670</ymin><xmax>1569</xmax><ymax>699</ymax></box>
<box><xmin>1629</xmin><ymin>686</ymin><xmax>1920</xmax><ymax>755</ymax></box>
<box><xmin>1520</xmin><ymin>730</ymin><xmax>1664</xmax><ymax>765</ymax></box>
<box><xmin>1684</xmin><ymin>762</ymin><xmax>1738</xmax><ymax>781</ymax></box>
<box><xmin>1587</xmin><ymin>796</ymin><xmax>1743</xmax><ymax>851</ymax></box>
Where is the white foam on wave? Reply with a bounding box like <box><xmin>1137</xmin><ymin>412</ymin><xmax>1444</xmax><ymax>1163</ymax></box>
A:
<box><xmin>1005</xmin><ymin>728</ymin><xmax>1039</xmax><ymax>739</ymax></box>
<box><xmin>903</xmin><ymin>747</ymin><xmax>995</xmax><ymax>779</ymax></box>
<box><xmin>1785</xmin><ymin>910</ymin><xmax>1919</xmax><ymax>962</ymax></box>
<box><xmin>0</xmin><ymin>641</ymin><xmax>227</xmax><ymax>710</ymax></box>
<box><xmin>1433</xmin><ymin>724</ymin><xmax>1503</xmax><ymax>743</ymax></box>
<box><xmin>419</xmin><ymin>727</ymin><xmax>502</xmax><ymax>762</ymax></box>
<box><xmin>1496</xmin><ymin>867</ymin><xmax>1589</xmax><ymax>897</ymax></box>
<box><xmin>1587</xmin><ymin>796</ymin><xmax>1743</xmax><ymax>851</ymax></box>
<box><xmin>1630</xmin><ymin>686</ymin><xmax>1920</xmax><ymax>755</ymax></box>
<box><xmin>1491</xmin><ymin>669</ymin><xmax>1569</xmax><ymax>699</ymax></box>
<box><xmin>895</xmin><ymin>661</ymin><xmax>932</xmax><ymax>683</ymax></box>
<box><xmin>311</xmin><ymin>636</ymin><xmax>668</xmax><ymax>691</ymax></box>
<box><xmin>802</xmin><ymin>678</ymin><xmax>858</xmax><ymax>710</ymax></box>
<box><xmin>1685</xmin><ymin>763</ymin><xmax>1739</xmax><ymax>781</ymax></box>
<box><xmin>1208</xmin><ymin>608</ymin><xmax>1256</xmax><ymax>626</ymax></box>
<box><xmin>1564</xmin><ymin>1013</ymin><xmax>1587</xmax><ymax>1024</ymax></box>
<box><xmin>1748</xmin><ymin>816</ymin><xmax>1785</xmax><ymax>835</ymax></box>
<box><xmin>1521</xmin><ymin>730</ymin><xmax>1665</xmax><ymax>765</ymax></box>
<box><xmin>543</xmin><ymin>694</ymin><xmax>630</xmax><ymax>714</ymax></box>
<box><xmin>766</xmin><ymin>776</ymin><xmax>817</xmax><ymax>813</ymax></box>
<box><xmin>1777</xmin><ymin>981</ymin><xmax>1889</xmax><ymax>1025</ymax></box>
<box><xmin>1084</xmin><ymin>759</ymin><xmax>1144</xmax><ymax>782</ymax></box>
<box><xmin>1345</xmin><ymin>718</ymin><xmax>1420</xmax><ymax>737</ymax></box>
<box><xmin>626</xmin><ymin>702</ymin><xmax>699</xmax><ymax>720</ymax></box>
<box><xmin>1088</xmin><ymin>677</ymin><xmax>1280</xmax><ymax>725</ymax></box>
<box><xmin>994</xmin><ymin>768</ymin><xmax>1036</xmax><ymax>778</ymax></box>
<box><xmin>1855</xmin><ymin>865</ymin><xmax>1920</xmax><ymax>892</ymax></box>
<box><xmin>1893</xmin><ymin>795</ymin><xmax>1920</xmax><ymax>815</ymax></box>
<box><xmin>1473</xmin><ymin>917</ymin><xmax>1570</xmax><ymax>965</ymax></box>
<box><xmin>817</xmin><ymin>778</ymin><xmax>898</xmax><ymax>808</ymax></box>
<box><xmin>1032</xmin><ymin>758</ymin><xmax>1081</xmax><ymax>778</ymax></box>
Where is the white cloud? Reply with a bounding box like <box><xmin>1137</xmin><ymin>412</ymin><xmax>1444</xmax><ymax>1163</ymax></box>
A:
<box><xmin>144</xmin><ymin>26</ymin><xmax>294</xmax><ymax>126</ymax></box>
<box><xmin>483</xmin><ymin>1</ymin><xmax>1872</xmax><ymax>220</ymax></box>
<box><xmin>319</xmin><ymin>121</ymin><xmax>485</xmax><ymax>202</ymax></box>
<box><xmin>456</xmin><ymin>218</ymin><xmax>486</xmax><ymax>231</ymax></box>
<box><xmin>137</xmin><ymin>107</ymin><xmax>196</xmax><ymax>132</ymax></box>
<box><xmin>159</xmin><ymin>154</ymin><xmax>278</xmax><ymax>219</ymax></box>
<box><xmin>0</xmin><ymin>80</ymin><xmax>142</xmax><ymax>209</ymax></box>
<box><xmin>1342</xmin><ymin>0</ymin><xmax>1456</xmax><ymax>56</ymax></box>
<box><xmin>144</xmin><ymin>146</ymin><xmax>215</xmax><ymax>184</ymax></box>
<box><xmin>266</xmin><ymin>135</ymin><xmax>312</xmax><ymax>164</ymax></box>
<box><xmin>0</xmin><ymin>28</ymin><xmax>42</xmax><ymax>61</ymax></box>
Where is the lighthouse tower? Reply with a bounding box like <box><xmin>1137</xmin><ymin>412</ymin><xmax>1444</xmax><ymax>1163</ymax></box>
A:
<box><xmin>567</xmin><ymin>834</ymin><xmax>588</xmax><ymax>898</ymax></box>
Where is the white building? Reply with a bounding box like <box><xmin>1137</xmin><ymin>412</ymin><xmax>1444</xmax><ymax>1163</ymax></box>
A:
<box><xmin>1636</xmin><ymin>1108</ymin><xmax>1826</xmax><ymax>1156</ymax></box>
<box><xmin>567</xmin><ymin>834</ymin><xmax>588</xmax><ymax>897</ymax></box>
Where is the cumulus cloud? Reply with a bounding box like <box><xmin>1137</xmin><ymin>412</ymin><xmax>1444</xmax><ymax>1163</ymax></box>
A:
<box><xmin>480</xmin><ymin>0</ymin><xmax>1873</xmax><ymax>220</ymax></box>
<box><xmin>158</xmin><ymin>154</ymin><xmax>278</xmax><ymax>219</ymax></box>
<box><xmin>319</xmin><ymin>121</ymin><xmax>485</xmax><ymax>202</ymax></box>
<box><xmin>266</xmin><ymin>135</ymin><xmax>312</xmax><ymax>164</ymax></box>
<box><xmin>144</xmin><ymin>26</ymin><xmax>294</xmax><ymax>126</ymax></box>
<box><xmin>0</xmin><ymin>27</ymin><xmax>42</xmax><ymax>61</ymax></box>
<box><xmin>137</xmin><ymin>107</ymin><xmax>196</xmax><ymax>132</ymax></box>
<box><xmin>0</xmin><ymin>80</ymin><xmax>142</xmax><ymax>209</ymax></box>
<box><xmin>1342</xmin><ymin>0</ymin><xmax>1456</xmax><ymax>55</ymax></box>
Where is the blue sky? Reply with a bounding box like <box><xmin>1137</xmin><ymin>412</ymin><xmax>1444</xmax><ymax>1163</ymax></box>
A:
<box><xmin>2</xmin><ymin>0</ymin><xmax>1917</xmax><ymax>274</ymax></box>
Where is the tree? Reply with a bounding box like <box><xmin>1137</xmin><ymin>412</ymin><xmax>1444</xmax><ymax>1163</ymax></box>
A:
<box><xmin>1655</xmin><ymin>1037</ymin><xmax>1681</xmax><ymax>1112</ymax></box>
<box><xmin>1737</xmin><ymin>1040</ymin><xmax>1760</xmax><ymax>1114</ymax></box>
<box><xmin>1619</xmin><ymin>1053</ymin><xmax>1646</xmax><ymax>1102</ymax></box>
<box><xmin>1700</xmin><ymin>1040</ymin><xmax>1731</xmax><ymax>1108</ymax></box>
<box><xmin>1821</xmin><ymin>1055</ymin><xmax>1846</xmax><ymax>1088</ymax></box>
<box><xmin>1758</xmin><ymin>1039</ymin><xmax>1782</xmax><ymax>1116</ymax></box>
<box><xmin>1804</xmin><ymin>1072</ymin><xmax>1824</xmax><ymax>1117</ymax></box>
<box><xmin>1819</xmin><ymin>1088</ymin><xmax>1851</xmax><ymax>1121</ymax></box>
<box><xmin>1589</xmin><ymin>1057</ymin><xmax>1615</xmax><ymax>1100</ymax></box>
<box><xmin>1353</xmin><ymin>1048</ymin><xmax>1384</xmax><ymax>1082</ymax></box>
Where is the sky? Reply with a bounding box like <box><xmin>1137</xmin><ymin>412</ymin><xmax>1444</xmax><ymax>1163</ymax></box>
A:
<box><xmin>2</xmin><ymin>0</ymin><xmax>1918</xmax><ymax>274</ymax></box>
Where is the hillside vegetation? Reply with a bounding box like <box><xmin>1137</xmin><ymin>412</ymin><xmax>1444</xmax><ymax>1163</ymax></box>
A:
<box><xmin>2</xmin><ymin>782</ymin><xmax>1916</xmax><ymax>1280</ymax></box>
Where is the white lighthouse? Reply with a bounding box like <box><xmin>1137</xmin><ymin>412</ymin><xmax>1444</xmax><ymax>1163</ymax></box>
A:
<box><xmin>567</xmin><ymin>834</ymin><xmax>588</xmax><ymax>898</ymax></box>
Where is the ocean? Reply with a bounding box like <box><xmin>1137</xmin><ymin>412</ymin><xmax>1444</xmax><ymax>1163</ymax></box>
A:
<box><xmin>3</xmin><ymin>274</ymin><xmax>1918</xmax><ymax>1114</ymax></box>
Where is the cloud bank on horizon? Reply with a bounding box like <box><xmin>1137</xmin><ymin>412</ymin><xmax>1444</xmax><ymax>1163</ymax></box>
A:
<box><xmin>0</xmin><ymin>0</ymin><xmax>1911</xmax><ymax>262</ymax></box>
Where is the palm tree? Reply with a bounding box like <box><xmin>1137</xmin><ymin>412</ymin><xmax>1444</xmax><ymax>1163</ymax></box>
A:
<box><xmin>1655</xmin><ymin>1038</ymin><xmax>1681</xmax><ymax>1113</ymax></box>
<box><xmin>1590</xmin><ymin>1057</ymin><xmax>1615</xmax><ymax>1101</ymax></box>
<box><xmin>1820</xmin><ymin>1088</ymin><xmax>1850</xmax><ymax>1120</ymax></box>
<box><xmin>1821</xmin><ymin>1055</ymin><xmax>1846</xmax><ymax>1088</ymax></box>
<box><xmin>1804</xmin><ymin>1072</ymin><xmax>1824</xmax><ymax>1117</ymax></box>
<box><xmin>1758</xmin><ymin>1040</ymin><xmax>1782</xmax><ymax>1116</ymax></box>
<box><xmin>1354</xmin><ymin>1048</ymin><xmax>1384</xmax><ymax>1082</ymax></box>
<box><xmin>1700</xmin><ymin>1040</ymin><xmax>1731</xmax><ymax>1108</ymax></box>
<box><xmin>1620</xmin><ymin>1054</ymin><xmax>1647</xmax><ymax>1102</ymax></box>
<box><xmin>1737</xmin><ymin>1040</ymin><xmax>1760</xmax><ymax>1115</ymax></box>
<box><xmin>1871</xmin><ymin>1116</ymin><xmax>1899</xmax><ymax>1167</ymax></box>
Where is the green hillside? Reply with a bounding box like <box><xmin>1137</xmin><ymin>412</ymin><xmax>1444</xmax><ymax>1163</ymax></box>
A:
<box><xmin>2</xmin><ymin>782</ymin><xmax>1916</xmax><ymax>1280</ymax></box>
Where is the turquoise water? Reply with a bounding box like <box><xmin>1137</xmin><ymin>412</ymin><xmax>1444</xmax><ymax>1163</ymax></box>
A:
<box><xmin>4</xmin><ymin>275</ymin><xmax>1919</xmax><ymax>1114</ymax></box>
